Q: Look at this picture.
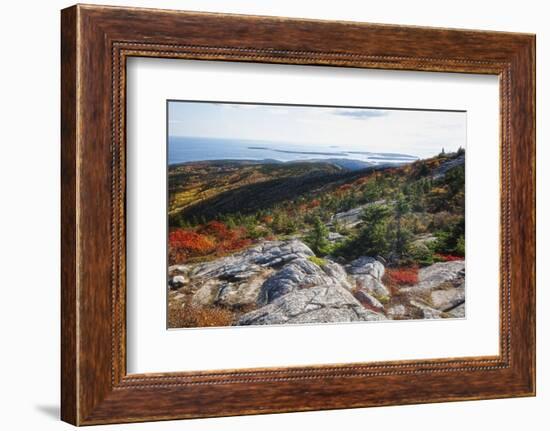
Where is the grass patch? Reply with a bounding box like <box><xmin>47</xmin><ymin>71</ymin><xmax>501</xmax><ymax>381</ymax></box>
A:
<box><xmin>308</xmin><ymin>256</ymin><xmax>327</xmax><ymax>267</ymax></box>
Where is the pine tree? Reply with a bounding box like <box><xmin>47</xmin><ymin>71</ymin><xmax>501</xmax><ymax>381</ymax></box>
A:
<box><xmin>394</xmin><ymin>194</ymin><xmax>411</xmax><ymax>258</ymax></box>
<box><xmin>352</xmin><ymin>204</ymin><xmax>392</xmax><ymax>257</ymax></box>
<box><xmin>305</xmin><ymin>216</ymin><xmax>331</xmax><ymax>256</ymax></box>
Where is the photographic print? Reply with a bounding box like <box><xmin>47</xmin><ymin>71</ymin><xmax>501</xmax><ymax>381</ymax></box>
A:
<box><xmin>167</xmin><ymin>101</ymin><xmax>466</xmax><ymax>329</ymax></box>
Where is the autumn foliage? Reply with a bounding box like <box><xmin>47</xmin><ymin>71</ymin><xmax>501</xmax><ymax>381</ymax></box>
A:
<box><xmin>383</xmin><ymin>267</ymin><xmax>419</xmax><ymax>293</ymax></box>
<box><xmin>168</xmin><ymin>230</ymin><xmax>215</xmax><ymax>264</ymax></box>
<box><xmin>435</xmin><ymin>253</ymin><xmax>463</xmax><ymax>262</ymax></box>
<box><xmin>169</xmin><ymin>221</ymin><xmax>253</xmax><ymax>264</ymax></box>
<box><xmin>198</xmin><ymin>220</ymin><xmax>234</xmax><ymax>239</ymax></box>
<box><xmin>168</xmin><ymin>230</ymin><xmax>215</xmax><ymax>255</ymax></box>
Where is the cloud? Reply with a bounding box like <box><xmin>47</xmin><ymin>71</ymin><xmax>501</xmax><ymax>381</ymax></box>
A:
<box><xmin>332</xmin><ymin>109</ymin><xmax>388</xmax><ymax>120</ymax></box>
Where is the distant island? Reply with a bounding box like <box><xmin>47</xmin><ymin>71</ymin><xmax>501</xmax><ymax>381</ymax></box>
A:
<box><xmin>247</xmin><ymin>146</ymin><xmax>351</xmax><ymax>157</ymax></box>
<box><xmin>247</xmin><ymin>146</ymin><xmax>418</xmax><ymax>160</ymax></box>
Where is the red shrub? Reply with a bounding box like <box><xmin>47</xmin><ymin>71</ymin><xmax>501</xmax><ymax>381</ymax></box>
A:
<box><xmin>200</xmin><ymin>222</ymin><xmax>254</xmax><ymax>255</ymax></box>
<box><xmin>169</xmin><ymin>230</ymin><xmax>215</xmax><ymax>256</ymax></box>
<box><xmin>435</xmin><ymin>253</ymin><xmax>463</xmax><ymax>262</ymax></box>
<box><xmin>221</xmin><ymin>238</ymin><xmax>252</xmax><ymax>252</ymax></box>
<box><xmin>384</xmin><ymin>267</ymin><xmax>419</xmax><ymax>291</ymax></box>
<box><xmin>201</xmin><ymin>221</ymin><xmax>247</xmax><ymax>243</ymax></box>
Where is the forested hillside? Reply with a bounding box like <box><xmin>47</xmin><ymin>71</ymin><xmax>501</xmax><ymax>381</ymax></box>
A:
<box><xmin>167</xmin><ymin>149</ymin><xmax>465</xmax><ymax>328</ymax></box>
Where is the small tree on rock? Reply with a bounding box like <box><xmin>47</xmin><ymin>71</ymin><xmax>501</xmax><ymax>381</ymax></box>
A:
<box><xmin>305</xmin><ymin>216</ymin><xmax>332</xmax><ymax>256</ymax></box>
<box><xmin>351</xmin><ymin>204</ymin><xmax>392</xmax><ymax>258</ymax></box>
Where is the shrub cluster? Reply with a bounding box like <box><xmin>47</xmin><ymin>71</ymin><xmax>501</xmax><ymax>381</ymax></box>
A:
<box><xmin>383</xmin><ymin>267</ymin><xmax>419</xmax><ymax>294</ymax></box>
<box><xmin>168</xmin><ymin>220</ymin><xmax>252</xmax><ymax>265</ymax></box>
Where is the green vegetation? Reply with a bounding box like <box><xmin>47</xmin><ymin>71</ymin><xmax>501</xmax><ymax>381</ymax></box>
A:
<box><xmin>337</xmin><ymin>204</ymin><xmax>392</xmax><ymax>258</ymax></box>
<box><xmin>305</xmin><ymin>216</ymin><xmax>332</xmax><ymax>256</ymax></box>
<box><xmin>435</xmin><ymin>216</ymin><xmax>465</xmax><ymax>256</ymax></box>
<box><xmin>308</xmin><ymin>256</ymin><xmax>328</xmax><ymax>267</ymax></box>
<box><xmin>168</xmin><ymin>151</ymin><xmax>465</xmax><ymax>267</ymax></box>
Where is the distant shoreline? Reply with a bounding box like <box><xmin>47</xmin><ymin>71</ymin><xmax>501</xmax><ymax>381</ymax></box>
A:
<box><xmin>247</xmin><ymin>146</ymin><xmax>350</xmax><ymax>157</ymax></box>
<box><xmin>248</xmin><ymin>145</ymin><xmax>418</xmax><ymax>160</ymax></box>
<box><xmin>166</xmin><ymin>136</ymin><xmax>442</xmax><ymax>166</ymax></box>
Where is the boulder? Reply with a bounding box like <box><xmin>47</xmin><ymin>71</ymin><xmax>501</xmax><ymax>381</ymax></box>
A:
<box><xmin>258</xmin><ymin>258</ymin><xmax>351</xmax><ymax>304</ymax></box>
<box><xmin>410</xmin><ymin>300</ymin><xmax>445</xmax><ymax>319</ymax></box>
<box><xmin>347</xmin><ymin>256</ymin><xmax>385</xmax><ymax>280</ymax></box>
<box><xmin>321</xmin><ymin>260</ymin><xmax>353</xmax><ymax>290</ymax></box>
<box><xmin>190</xmin><ymin>260</ymin><xmax>263</xmax><ymax>280</ymax></box>
<box><xmin>216</xmin><ymin>276</ymin><xmax>266</xmax><ymax>309</ymax></box>
<box><xmin>178</xmin><ymin>240</ymin><xmax>314</xmax><ymax>309</ymax></box>
<box><xmin>415</xmin><ymin>261</ymin><xmax>465</xmax><ymax>292</ymax></box>
<box><xmin>353</xmin><ymin>289</ymin><xmax>384</xmax><ymax>310</ymax></box>
<box><xmin>395</xmin><ymin>261</ymin><xmax>465</xmax><ymax>316</ymax></box>
<box><xmin>189</xmin><ymin>268</ymin><xmax>275</xmax><ymax>309</ymax></box>
<box><xmin>329</xmin><ymin>200</ymin><xmax>386</xmax><ymax>228</ymax></box>
<box><xmin>430</xmin><ymin>287</ymin><xmax>465</xmax><ymax>311</ymax></box>
<box><xmin>346</xmin><ymin>256</ymin><xmax>389</xmax><ymax>298</ymax></box>
<box><xmin>411</xmin><ymin>261</ymin><xmax>465</xmax><ymax>312</ymax></box>
<box><xmin>354</xmin><ymin>276</ymin><xmax>390</xmax><ymax>299</ymax></box>
<box><xmin>191</xmin><ymin>280</ymin><xmax>222</xmax><ymax>307</ymax></box>
<box><xmin>238</xmin><ymin>284</ymin><xmax>386</xmax><ymax>326</ymax></box>
<box><xmin>187</xmin><ymin>239</ymin><xmax>314</xmax><ymax>281</ymax></box>
<box><xmin>248</xmin><ymin>239</ymin><xmax>315</xmax><ymax>267</ymax></box>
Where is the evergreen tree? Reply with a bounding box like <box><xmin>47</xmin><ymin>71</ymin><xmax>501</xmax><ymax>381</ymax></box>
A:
<box><xmin>394</xmin><ymin>194</ymin><xmax>411</xmax><ymax>257</ymax></box>
<box><xmin>435</xmin><ymin>216</ymin><xmax>465</xmax><ymax>256</ymax></box>
<box><xmin>347</xmin><ymin>204</ymin><xmax>392</xmax><ymax>258</ymax></box>
<box><xmin>362</xmin><ymin>180</ymin><xmax>380</xmax><ymax>202</ymax></box>
<box><xmin>305</xmin><ymin>216</ymin><xmax>331</xmax><ymax>256</ymax></box>
<box><xmin>445</xmin><ymin>165</ymin><xmax>465</xmax><ymax>195</ymax></box>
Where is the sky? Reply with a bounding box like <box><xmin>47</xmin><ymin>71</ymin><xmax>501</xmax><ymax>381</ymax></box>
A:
<box><xmin>168</xmin><ymin>101</ymin><xmax>466</xmax><ymax>159</ymax></box>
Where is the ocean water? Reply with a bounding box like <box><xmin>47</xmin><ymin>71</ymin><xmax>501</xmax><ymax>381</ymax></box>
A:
<box><xmin>168</xmin><ymin>136</ymin><xmax>417</xmax><ymax>166</ymax></box>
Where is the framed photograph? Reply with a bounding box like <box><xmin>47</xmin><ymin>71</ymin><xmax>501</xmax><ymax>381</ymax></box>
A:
<box><xmin>61</xmin><ymin>4</ymin><xmax>536</xmax><ymax>425</ymax></box>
